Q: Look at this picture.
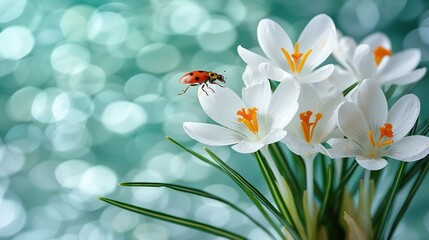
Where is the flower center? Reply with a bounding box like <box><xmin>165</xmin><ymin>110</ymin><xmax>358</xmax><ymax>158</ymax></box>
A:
<box><xmin>368</xmin><ymin>123</ymin><xmax>394</xmax><ymax>158</ymax></box>
<box><xmin>299</xmin><ymin>110</ymin><xmax>323</xmax><ymax>143</ymax></box>
<box><xmin>373</xmin><ymin>45</ymin><xmax>392</xmax><ymax>65</ymax></box>
<box><xmin>281</xmin><ymin>42</ymin><xmax>312</xmax><ymax>74</ymax></box>
<box><xmin>237</xmin><ymin>107</ymin><xmax>259</xmax><ymax>134</ymax></box>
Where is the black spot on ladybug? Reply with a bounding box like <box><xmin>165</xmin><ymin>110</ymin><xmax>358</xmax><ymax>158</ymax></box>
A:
<box><xmin>189</xmin><ymin>73</ymin><xmax>194</xmax><ymax>76</ymax></box>
<box><xmin>195</xmin><ymin>77</ymin><xmax>200</xmax><ymax>81</ymax></box>
<box><xmin>199</xmin><ymin>71</ymin><xmax>203</xmax><ymax>73</ymax></box>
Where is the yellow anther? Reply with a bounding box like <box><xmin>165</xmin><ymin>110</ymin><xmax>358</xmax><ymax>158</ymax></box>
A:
<box><xmin>237</xmin><ymin>107</ymin><xmax>259</xmax><ymax>134</ymax></box>
<box><xmin>368</xmin><ymin>123</ymin><xmax>394</xmax><ymax>149</ymax></box>
<box><xmin>281</xmin><ymin>42</ymin><xmax>312</xmax><ymax>74</ymax></box>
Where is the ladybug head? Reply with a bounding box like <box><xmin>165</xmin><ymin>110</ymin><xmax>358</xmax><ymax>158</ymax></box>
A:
<box><xmin>217</xmin><ymin>74</ymin><xmax>226</xmax><ymax>83</ymax></box>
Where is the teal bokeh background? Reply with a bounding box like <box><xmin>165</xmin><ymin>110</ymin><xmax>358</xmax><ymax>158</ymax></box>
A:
<box><xmin>1</xmin><ymin>0</ymin><xmax>429</xmax><ymax>239</ymax></box>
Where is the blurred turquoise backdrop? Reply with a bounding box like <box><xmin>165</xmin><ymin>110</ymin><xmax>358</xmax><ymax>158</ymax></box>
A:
<box><xmin>1</xmin><ymin>0</ymin><xmax>429</xmax><ymax>239</ymax></box>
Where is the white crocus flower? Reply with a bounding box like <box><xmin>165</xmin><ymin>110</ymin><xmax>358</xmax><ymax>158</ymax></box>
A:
<box><xmin>282</xmin><ymin>84</ymin><xmax>344</xmax><ymax>158</ymax></box>
<box><xmin>328</xmin><ymin>79</ymin><xmax>429</xmax><ymax>170</ymax></box>
<box><xmin>238</xmin><ymin>14</ymin><xmax>336</xmax><ymax>84</ymax></box>
<box><xmin>330</xmin><ymin>32</ymin><xmax>427</xmax><ymax>92</ymax></box>
<box><xmin>183</xmin><ymin>79</ymin><xmax>300</xmax><ymax>154</ymax></box>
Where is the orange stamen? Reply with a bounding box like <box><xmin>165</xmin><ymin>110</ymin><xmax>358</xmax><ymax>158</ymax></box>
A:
<box><xmin>281</xmin><ymin>42</ymin><xmax>312</xmax><ymax>74</ymax></box>
<box><xmin>369</xmin><ymin>123</ymin><xmax>394</xmax><ymax>148</ymax></box>
<box><xmin>374</xmin><ymin>46</ymin><xmax>392</xmax><ymax>65</ymax></box>
<box><xmin>237</xmin><ymin>107</ymin><xmax>259</xmax><ymax>134</ymax></box>
<box><xmin>299</xmin><ymin>110</ymin><xmax>323</xmax><ymax>143</ymax></box>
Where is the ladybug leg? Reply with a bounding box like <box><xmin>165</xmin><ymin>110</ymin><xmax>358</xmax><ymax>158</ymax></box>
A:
<box><xmin>201</xmin><ymin>84</ymin><xmax>209</xmax><ymax>96</ymax></box>
<box><xmin>213</xmin><ymin>82</ymin><xmax>225</xmax><ymax>88</ymax></box>
<box><xmin>205</xmin><ymin>83</ymin><xmax>215</xmax><ymax>93</ymax></box>
<box><xmin>178</xmin><ymin>84</ymin><xmax>198</xmax><ymax>95</ymax></box>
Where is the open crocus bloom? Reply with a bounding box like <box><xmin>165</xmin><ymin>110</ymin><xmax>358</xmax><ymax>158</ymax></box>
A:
<box><xmin>327</xmin><ymin>79</ymin><xmax>429</xmax><ymax>170</ymax></box>
<box><xmin>183</xmin><ymin>79</ymin><xmax>300</xmax><ymax>153</ymax></box>
<box><xmin>238</xmin><ymin>14</ymin><xmax>336</xmax><ymax>84</ymax></box>
<box><xmin>282</xmin><ymin>84</ymin><xmax>344</xmax><ymax>158</ymax></box>
<box><xmin>330</xmin><ymin>32</ymin><xmax>427</xmax><ymax>92</ymax></box>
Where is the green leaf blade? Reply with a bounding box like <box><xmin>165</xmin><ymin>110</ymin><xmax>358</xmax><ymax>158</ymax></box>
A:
<box><xmin>99</xmin><ymin>197</ymin><xmax>247</xmax><ymax>240</ymax></box>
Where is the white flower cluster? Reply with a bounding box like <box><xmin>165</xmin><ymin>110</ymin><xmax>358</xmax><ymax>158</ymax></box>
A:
<box><xmin>183</xmin><ymin>14</ymin><xmax>429</xmax><ymax>171</ymax></box>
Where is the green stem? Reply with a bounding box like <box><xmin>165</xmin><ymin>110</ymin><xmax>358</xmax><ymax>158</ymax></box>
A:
<box><xmin>361</xmin><ymin>169</ymin><xmax>372</xmax><ymax>237</ymax></box>
<box><xmin>374</xmin><ymin>162</ymin><xmax>406</xmax><ymax>239</ymax></box>
<box><xmin>303</xmin><ymin>155</ymin><xmax>315</xmax><ymax>219</ymax></box>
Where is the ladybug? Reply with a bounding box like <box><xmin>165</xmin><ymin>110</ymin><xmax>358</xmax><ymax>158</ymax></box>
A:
<box><xmin>178</xmin><ymin>70</ymin><xmax>226</xmax><ymax>96</ymax></box>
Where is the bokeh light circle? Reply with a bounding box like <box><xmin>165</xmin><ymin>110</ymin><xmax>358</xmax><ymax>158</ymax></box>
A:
<box><xmin>51</xmin><ymin>43</ymin><xmax>90</xmax><ymax>74</ymax></box>
<box><xmin>197</xmin><ymin>17</ymin><xmax>237</xmax><ymax>52</ymax></box>
<box><xmin>79</xmin><ymin>165</ymin><xmax>117</xmax><ymax>196</ymax></box>
<box><xmin>0</xmin><ymin>26</ymin><xmax>34</xmax><ymax>60</ymax></box>
<box><xmin>0</xmin><ymin>0</ymin><xmax>27</xmax><ymax>23</ymax></box>
<box><xmin>101</xmin><ymin>101</ymin><xmax>147</xmax><ymax>134</ymax></box>
<box><xmin>87</xmin><ymin>11</ymin><xmax>128</xmax><ymax>46</ymax></box>
<box><xmin>136</xmin><ymin>43</ymin><xmax>181</xmax><ymax>74</ymax></box>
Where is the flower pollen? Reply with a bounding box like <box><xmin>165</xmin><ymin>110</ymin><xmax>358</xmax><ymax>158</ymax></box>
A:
<box><xmin>237</xmin><ymin>107</ymin><xmax>259</xmax><ymax>134</ymax></box>
<box><xmin>299</xmin><ymin>110</ymin><xmax>323</xmax><ymax>143</ymax></box>
<box><xmin>368</xmin><ymin>123</ymin><xmax>394</xmax><ymax>158</ymax></box>
<box><xmin>281</xmin><ymin>42</ymin><xmax>312</xmax><ymax>74</ymax></box>
<box><xmin>373</xmin><ymin>45</ymin><xmax>392</xmax><ymax>65</ymax></box>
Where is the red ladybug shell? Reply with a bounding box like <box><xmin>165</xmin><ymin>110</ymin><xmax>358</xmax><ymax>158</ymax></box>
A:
<box><xmin>179</xmin><ymin>71</ymin><xmax>211</xmax><ymax>84</ymax></box>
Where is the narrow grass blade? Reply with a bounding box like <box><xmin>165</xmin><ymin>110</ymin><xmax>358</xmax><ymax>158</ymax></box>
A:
<box><xmin>384</xmin><ymin>84</ymin><xmax>397</xmax><ymax>100</ymax></box>
<box><xmin>268</xmin><ymin>143</ymin><xmax>301</xmax><ymax>204</ymax></box>
<box><xmin>334</xmin><ymin>162</ymin><xmax>358</xmax><ymax>200</ymax></box>
<box><xmin>120</xmin><ymin>182</ymin><xmax>274</xmax><ymax>238</ymax></box>
<box><xmin>342</xmin><ymin>81</ymin><xmax>359</xmax><ymax>96</ymax></box>
<box><xmin>387</xmin><ymin>160</ymin><xmax>429</xmax><ymax>240</ymax></box>
<box><xmin>255</xmin><ymin>151</ymin><xmax>293</xmax><ymax>225</ymax></box>
<box><xmin>167</xmin><ymin>137</ymin><xmax>282</xmax><ymax>237</ymax></box>
<box><xmin>99</xmin><ymin>197</ymin><xmax>246</xmax><ymax>240</ymax></box>
<box><xmin>205</xmin><ymin>148</ymin><xmax>300</xmax><ymax>239</ymax></box>
<box><xmin>166</xmin><ymin>136</ymin><xmax>221</xmax><ymax>170</ymax></box>
<box><xmin>373</xmin><ymin>162</ymin><xmax>406</xmax><ymax>239</ymax></box>
<box><xmin>318</xmin><ymin>164</ymin><xmax>333</xmax><ymax>225</ymax></box>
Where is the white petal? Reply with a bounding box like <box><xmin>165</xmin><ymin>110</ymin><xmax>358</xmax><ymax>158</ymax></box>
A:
<box><xmin>242</xmin><ymin>65</ymin><xmax>268</xmax><ymax>87</ymax></box>
<box><xmin>258</xmin><ymin>62</ymin><xmax>293</xmax><ymax>81</ymax></box>
<box><xmin>384</xmin><ymin>67</ymin><xmax>427</xmax><ymax>85</ymax></box>
<box><xmin>353</xmin><ymin>45</ymin><xmax>377</xmax><ymax>80</ymax></box>
<box><xmin>336</xmin><ymin>101</ymin><xmax>370</xmax><ymax>144</ymax></box>
<box><xmin>257</xmin><ymin>19</ymin><xmax>293</xmax><ymax>69</ymax></box>
<box><xmin>355</xmin><ymin>155</ymin><xmax>388</xmax><ymax>171</ymax></box>
<box><xmin>297</xmin><ymin>14</ymin><xmax>336</xmax><ymax>71</ymax></box>
<box><xmin>333</xmin><ymin>36</ymin><xmax>357</xmax><ymax>69</ymax></box>
<box><xmin>242</xmin><ymin>80</ymin><xmax>271</xmax><ymax>119</ymax></box>
<box><xmin>298</xmin><ymin>64</ymin><xmax>334</xmax><ymax>83</ymax></box>
<box><xmin>269</xmin><ymin>79</ymin><xmax>300</xmax><ymax>129</ymax></box>
<box><xmin>357</xmin><ymin>79</ymin><xmax>387</xmax><ymax>131</ymax></box>
<box><xmin>314</xmin><ymin>92</ymin><xmax>344</xmax><ymax>142</ymax></box>
<box><xmin>377</xmin><ymin>49</ymin><xmax>421</xmax><ymax>83</ymax></box>
<box><xmin>261</xmin><ymin>129</ymin><xmax>287</xmax><ymax>145</ymax></box>
<box><xmin>282</xmin><ymin>135</ymin><xmax>317</xmax><ymax>157</ymax></box>
<box><xmin>385</xmin><ymin>136</ymin><xmax>429</xmax><ymax>162</ymax></box>
<box><xmin>198</xmin><ymin>85</ymin><xmax>245</xmax><ymax>131</ymax></box>
<box><xmin>297</xmin><ymin>84</ymin><xmax>319</xmax><ymax>111</ymax></box>
<box><xmin>327</xmin><ymin>65</ymin><xmax>357</xmax><ymax>92</ymax></box>
<box><xmin>183</xmin><ymin>122</ymin><xmax>241</xmax><ymax>146</ymax></box>
<box><xmin>361</xmin><ymin>32</ymin><xmax>391</xmax><ymax>50</ymax></box>
<box><xmin>232</xmin><ymin>140</ymin><xmax>264</xmax><ymax>153</ymax></box>
<box><xmin>237</xmin><ymin>45</ymin><xmax>269</xmax><ymax>70</ymax></box>
<box><xmin>387</xmin><ymin>94</ymin><xmax>420</xmax><ymax>141</ymax></box>
<box><xmin>326</xmin><ymin>138</ymin><xmax>362</xmax><ymax>158</ymax></box>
